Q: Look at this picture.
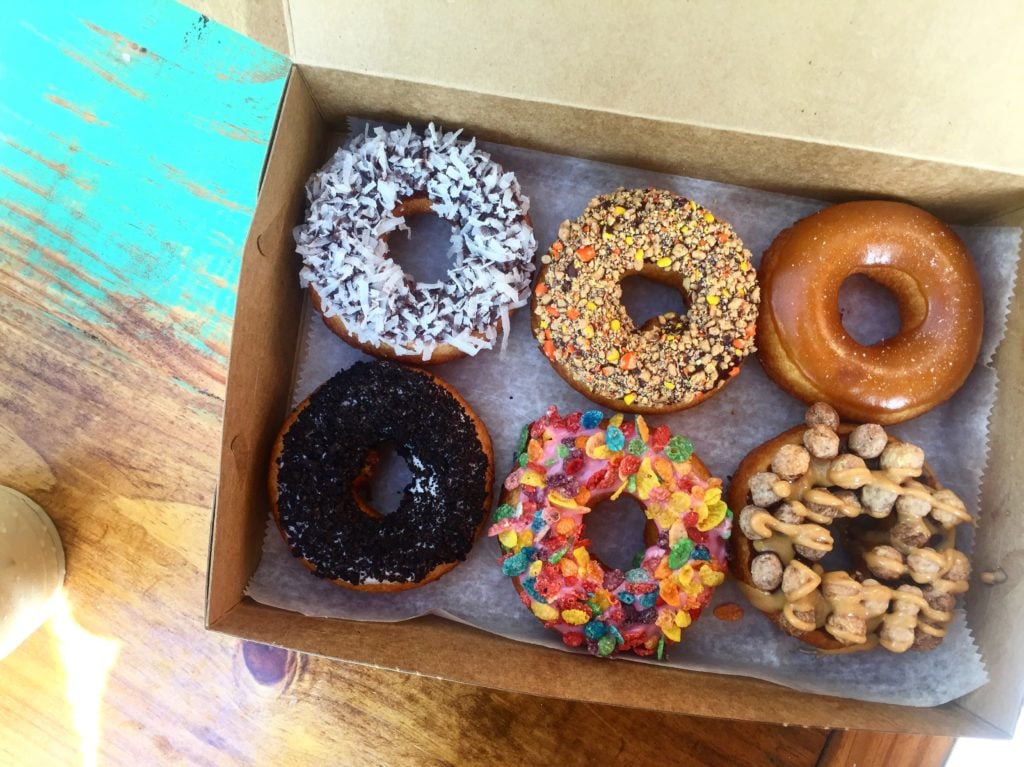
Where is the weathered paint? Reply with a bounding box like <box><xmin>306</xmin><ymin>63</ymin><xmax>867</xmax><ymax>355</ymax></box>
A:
<box><xmin>0</xmin><ymin>1</ymin><xmax>288</xmax><ymax>395</ymax></box>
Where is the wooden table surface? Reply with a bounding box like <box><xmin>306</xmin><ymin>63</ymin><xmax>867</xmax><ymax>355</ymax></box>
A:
<box><xmin>0</xmin><ymin>2</ymin><xmax>953</xmax><ymax>765</ymax></box>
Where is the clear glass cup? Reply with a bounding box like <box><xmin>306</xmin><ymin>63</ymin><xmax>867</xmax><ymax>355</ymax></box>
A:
<box><xmin>0</xmin><ymin>486</ymin><xmax>66</xmax><ymax>659</ymax></box>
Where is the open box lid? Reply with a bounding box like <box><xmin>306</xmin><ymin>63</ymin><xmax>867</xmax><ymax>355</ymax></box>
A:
<box><xmin>197</xmin><ymin>0</ymin><xmax>1024</xmax><ymax>184</ymax></box>
<box><xmin>197</xmin><ymin>0</ymin><xmax>1024</xmax><ymax>737</ymax></box>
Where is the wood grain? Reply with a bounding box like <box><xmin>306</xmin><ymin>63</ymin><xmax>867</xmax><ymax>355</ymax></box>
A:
<box><xmin>819</xmin><ymin>731</ymin><xmax>955</xmax><ymax>767</ymax></box>
<box><xmin>0</xmin><ymin>293</ymin><xmax>828</xmax><ymax>763</ymax></box>
<box><xmin>0</xmin><ymin>3</ymin><xmax>954</xmax><ymax>766</ymax></box>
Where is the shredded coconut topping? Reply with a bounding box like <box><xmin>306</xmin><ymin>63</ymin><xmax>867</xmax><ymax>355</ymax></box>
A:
<box><xmin>294</xmin><ymin>124</ymin><xmax>537</xmax><ymax>360</ymax></box>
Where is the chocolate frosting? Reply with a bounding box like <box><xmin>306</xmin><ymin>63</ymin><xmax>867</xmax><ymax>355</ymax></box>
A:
<box><xmin>274</xmin><ymin>361</ymin><xmax>490</xmax><ymax>584</ymax></box>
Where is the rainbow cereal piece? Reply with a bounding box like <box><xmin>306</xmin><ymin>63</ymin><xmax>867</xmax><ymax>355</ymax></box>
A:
<box><xmin>490</xmin><ymin>406</ymin><xmax>732</xmax><ymax>658</ymax></box>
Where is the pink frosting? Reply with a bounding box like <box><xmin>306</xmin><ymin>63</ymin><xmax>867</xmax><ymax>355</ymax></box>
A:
<box><xmin>489</xmin><ymin>406</ymin><xmax>731</xmax><ymax>658</ymax></box>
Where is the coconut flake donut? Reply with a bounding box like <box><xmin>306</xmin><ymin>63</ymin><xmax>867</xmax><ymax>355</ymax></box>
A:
<box><xmin>727</xmin><ymin>402</ymin><xmax>974</xmax><ymax>653</ymax></box>
<box><xmin>269</xmin><ymin>361</ymin><xmax>494</xmax><ymax>590</ymax></box>
<box><xmin>758</xmin><ymin>201</ymin><xmax>984</xmax><ymax>424</ymax></box>
<box><xmin>490</xmin><ymin>406</ymin><xmax>731</xmax><ymax>658</ymax></box>
<box><xmin>532</xmin><ymin>188</ymin><xmax>760</xmax><ymax>413</ymax></box>
<box><xmin>295</xmin><ymin>123</ymin><xmax>537</xmax><ymax>364</ymax></box>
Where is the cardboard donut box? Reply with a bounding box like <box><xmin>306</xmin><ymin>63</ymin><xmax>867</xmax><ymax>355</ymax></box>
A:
<box><xmin>202</xmin><ymin>1</ymin><xmax>1024</xmax><ymax>736</ymax></box>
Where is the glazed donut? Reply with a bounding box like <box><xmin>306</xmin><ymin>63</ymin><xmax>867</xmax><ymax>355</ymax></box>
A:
<box><xmin>758</xmin><ymin>201</ymin><xmax>983</xmax><ymax>424</ymax></box>
<box><xmin>532</xmin><ymin>188</ymin><xmax>759</xmax><ymax>413</ymax></box>
<box><xmin>269</xmin><ymin>361</ymin><xmax>494</xmax><ymax>591</ymax></box>
<box><xmin>295</xmin><ymin>123</ymin><xmax>537</xmax><ymax>364</ymax></box>
<box><xmin>490</xmin><ymin>406</ymin><xmax>731</xmax><ymax>658</ymax></box>
<box><xmin>727</xmin><ymin>402</ymin><xmax>973</xmax><ymax>652</ymax></box>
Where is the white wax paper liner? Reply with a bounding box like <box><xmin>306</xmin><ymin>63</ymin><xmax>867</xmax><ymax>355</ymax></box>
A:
<box><xmin>247</xmin><ymin>118</ymin><xmax>1022</xmax><ymax>706</ymax></box>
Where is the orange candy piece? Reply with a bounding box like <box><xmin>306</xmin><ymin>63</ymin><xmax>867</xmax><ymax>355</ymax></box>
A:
<box><xmin>527</xmin><ymin>438</ymin><xmax>544</xmax><ymax>463</ymax></box>
<box><xmin>556</xmin><ymin>517</ymin><xmax>576</xmax><ymax>536</ymax></box>
<box><xmin>653</xmin><ymin>457</ymin><xmax>675</xmax><ymax>482</ymax></box>
<box><xmin>659</xmin><ymin>578</ymin><xmax>681</xmax><ymax>607</ymax></box>
<box><xmin>636</xmin><ymin>415</ymin><xmax>650</xmax><ymax>443</ymax></box>
<box><xmin>654</xmin><ymin>555</ymin><xmax>672</xmax><ymax>580</ymax></box>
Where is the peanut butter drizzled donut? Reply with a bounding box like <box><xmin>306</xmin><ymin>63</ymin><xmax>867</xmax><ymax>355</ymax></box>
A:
<box><xmin>727</xmin><ymin>403</ymin><xmax>973</xmax><ymax>653</ymax></box>
<box><xmin>532</xmin><ymin>189</ymin><xmax>759</xmax><ymax>413</ymax></box>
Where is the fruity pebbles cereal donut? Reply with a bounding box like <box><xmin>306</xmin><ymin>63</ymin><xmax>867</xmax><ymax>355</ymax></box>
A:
<box><xmin>489</xmin><ymin>406</ymin><xmax>732</xmax><ymax>658</ymax></box>
<box><xmin>532</xmin><ymin>188</ymin><xmax>759</xmax><ymax>413</ymax></box>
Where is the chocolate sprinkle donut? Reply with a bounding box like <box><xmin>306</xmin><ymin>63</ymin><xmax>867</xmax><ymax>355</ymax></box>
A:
<box><xmin>271</xmin><ymin>361</ymin><xmax>493</xmax><ymax>588</ymax></box>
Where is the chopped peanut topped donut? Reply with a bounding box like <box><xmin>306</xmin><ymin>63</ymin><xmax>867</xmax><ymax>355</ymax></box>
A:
<box><xmin>532</xmin><ymin>189</ymin><xmax>759</xmax><ymax>413</ymax></box>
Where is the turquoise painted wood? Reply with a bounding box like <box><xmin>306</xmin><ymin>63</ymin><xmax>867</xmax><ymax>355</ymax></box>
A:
<box><xmin>0</xmin><ymin>0</ymin><xmax>288</xmax><ymax>395</ymax></box>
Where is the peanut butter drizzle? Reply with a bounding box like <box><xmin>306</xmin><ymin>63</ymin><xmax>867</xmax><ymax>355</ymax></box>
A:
<box><xmin>745</xmin><ymin>437</ymin><xmax>973</xmax><ymax>652</ymax></box>
<box><xmin>787</xmin><ymin>499</ymin><xmax>833</xmax><ymax>525</ymax></box>
<box><xmin>737</xmin><ymin>582</ymin><xmax>786</xmax><ymax>613</ymax></box>
<box><xmin>754</xmin><ymin>534</ymin><xmax>795</xmax><ymax>562</ymax></box>
<box><xmin>821</xmin><ymin>572</ymin><xmax>866</xmax><ymax>644</ymax></box>
<box><xmin>783</xmin><ymin>603</ymin><xmax>817</xmax><ymax>634</ymax></box>
<box><xmin>781</xmin><ymin>561</ymin><xmax>820</xmax><ymax>633</ymax></box>
<box><xmin>750</xmin><ymin>513</ymin><xmax>832</xmax><ymax>552</ymax></box>
<box><xmin>828</xmin><ymin>467</ymin><xmax>973</xmax><ymax>525</ymax></box>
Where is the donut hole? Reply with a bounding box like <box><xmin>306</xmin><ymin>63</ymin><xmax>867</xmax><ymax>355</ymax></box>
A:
<box><xmin>360</xmin><ymin>442</ymin><xmax>415</xmax><ymax>517</ymax></box>
<box><xmin>817</xmin><ymin>515</ymin><xmax>891</xmax><ymax>574</ymax></box>
<box><xmin>814</xmin><ymin>538</ymin><xmax>856</xmax><ymax>573</ymax></box>
<box><xmin>620</xmin><ymin>274</ymin><xmax>689</xmax><ymax>329</ymax></box>
<box><xmin>584</xmin><ymin>495</ymin><xmax>650</xmax><ymax>571</ymax></box>
<box><xmin>838</xmin><ymin>273</ymin><xmax>904</xmax><ymax>346</ymax></box>
<box><xmin>387</xmin><ymin>208</ymin><xmax>458</xmax><ymax>286</ymax></box>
